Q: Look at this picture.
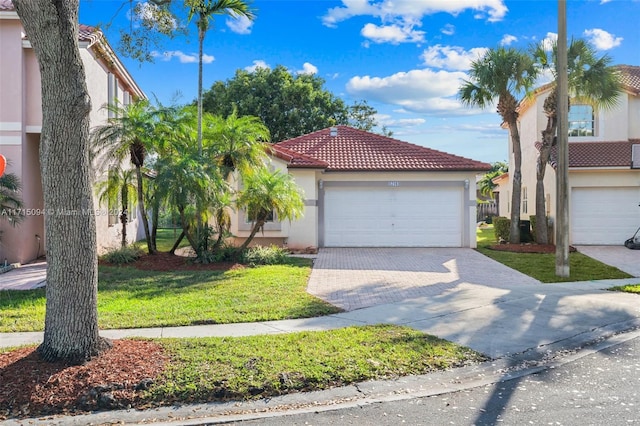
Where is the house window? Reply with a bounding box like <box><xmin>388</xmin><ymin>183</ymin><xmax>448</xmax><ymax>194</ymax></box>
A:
<box><xmin>568</xmin><ymin>104</ymin><xmax>595</xmax><ymax>137</ymax></box>
<box><xmin>107</xmin><ymin>73</ymin><xmax>117</xmax><ymax>118</ymax></box>
<box><xmin>245</xmin><ymin>208</ymin><xmax>275</xmax><ymax>223</ymax></box>
<box><xmin>545</xmin><ymin>193</ymin><xmax>551</xmax><ymax>216</ymax></box>
<box><xmin>522</xmin><ymin>187</ymin><xmax>528</xmax><ymax>214</ymax></box>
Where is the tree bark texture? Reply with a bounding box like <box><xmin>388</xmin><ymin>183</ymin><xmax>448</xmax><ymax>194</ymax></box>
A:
<box><xmin>13</xmin><ymin>0</ymin><xmax>110</xmax><ymax>362</ymax></box>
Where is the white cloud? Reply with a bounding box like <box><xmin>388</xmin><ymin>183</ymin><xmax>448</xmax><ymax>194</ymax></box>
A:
<box><xmin>500</xmin><ymin>34</ymin><xmax>517</xmax><ymax>46</ymax></box>
<box><xmin>346</xmin><ymin>68</ymin><xmax>470</xmax><ymax>114</ymax></box>
<box><xmin>244</xmin><ymin>60</ymin><xmax>270</xmax><ymax>72</ymax></box>
<box><xmin>226</xmin><ymin>14</ymin><xmax>254</xmax><ymax>35</ymax></box>
<box><xmin>360</xmin><ymin>22</ymin><xmax>425</xmax><ymax>44</ymax></box>
<box><xmin>297</xmin><ymin>62</ymin><xmax>318</xmax><ymax>75</ymax></box>
<box><xmin>541</xmin><ymin>32</ymin><xmax>557</xmax><ymax>51</ymax></box>
<box><xmin>583</xmin><ymin>28</ymin><xmax>623</xmax><ymax>50</ymax></box>
<box><xmin>420</xmin><ymin>45</ymin><xmax>488</xmax><ymax>71</ymax></box>
<box><xmin>151</xmin><ymin>50</ymin><xmax>214</xmax><ymax>64</ymax></box>
<box><xmin>441</xmin><ymin>24</ymin><xmax>455</xmax><ymax>36</ymax></box>
<box><xmin>376</xmin><ymin>114</ymin><xmax>426</xmax><ymax>127</ymax></box>
<box><xmin>600</xmin><ymin>0</ymin><xmax>613</xmax><ymax>3</ymax></box>
<box><xmin>322</xmin><ymin>0</ymin><xmax>508</xmax><ymax>28</ymax></box>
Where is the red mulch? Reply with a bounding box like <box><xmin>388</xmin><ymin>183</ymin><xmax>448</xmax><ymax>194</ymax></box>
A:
<box><xmin>0</xmin><ymin>340</ymin><xmax>167</xmax><ymax>419</ymax></box>
<box><xmin>102</xmin><ymin>252</ymin><xmax>245</xmax><ymax>272</ymax></box>
<box><xmin>488</xmin><ymin>243</ymin><xmax>577</xmax><ymax>253</ymax></box>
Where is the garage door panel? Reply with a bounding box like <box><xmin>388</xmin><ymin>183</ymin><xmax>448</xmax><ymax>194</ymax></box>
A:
<box><xmin>324</xmin><ymin>186</ymin><xmax>463</xmax><ymax>247</ymax></box>
<box><xmin>572</xmin><ymin>187</ymin><xmax>640</xmax><ymax>245</ymax></box>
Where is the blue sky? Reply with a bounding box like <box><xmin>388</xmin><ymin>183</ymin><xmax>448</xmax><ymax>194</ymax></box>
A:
<box><xmin>80</xmin><ymin>0</ymin><xmax>640</xmax><ymax>164</ymax></box>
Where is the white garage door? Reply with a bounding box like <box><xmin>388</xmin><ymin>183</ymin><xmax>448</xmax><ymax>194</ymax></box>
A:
<box><xmin>324</xmin><ymin>186</ymin><xmax>463</xmax><ymax>247</ymax></box>
<box><xmin>571</xmin><ymin>187</ymin><xmax>640</xmax><ymax>245</ymax></box>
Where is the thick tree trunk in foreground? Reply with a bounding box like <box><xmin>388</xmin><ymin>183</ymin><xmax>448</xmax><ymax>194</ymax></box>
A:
<box><xmin>14</xmin><ymin>0</ymin><xmax>110</xmax><ymax>362</ymax></box>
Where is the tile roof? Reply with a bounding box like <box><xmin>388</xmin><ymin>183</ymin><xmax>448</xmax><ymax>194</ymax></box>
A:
<box><xmin>275</xmin><ymin>125</ymin><xmax>491</xmax><ymax>172</ymax></box>
<box><xmin>616</xmin><ymin>65</ymin><xmax>640</xmax><ymax>95</ymax></box>
<box><xmin>536</xmin><ymin>140</ymin><xmax>639</xmax><ymax>169</ymax></box>
<box><xmin>269</xmin><ymin>145</ymin><xmax>329</xmax><ymax>169</ymax></box>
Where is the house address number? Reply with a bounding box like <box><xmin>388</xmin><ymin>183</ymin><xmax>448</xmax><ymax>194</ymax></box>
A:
<box><xmin>388</xmin><ymin>181</ymin><xmax>400</xmax><ymax>187</ymax></box>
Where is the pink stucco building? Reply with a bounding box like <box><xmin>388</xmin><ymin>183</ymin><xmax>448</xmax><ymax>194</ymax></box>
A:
<box><xmin>0</xmin><ymin>0</ymin><xmax>145</xmax><ymax>264</ymax></box>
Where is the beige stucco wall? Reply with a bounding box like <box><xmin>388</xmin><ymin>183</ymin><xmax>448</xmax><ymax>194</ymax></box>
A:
<box><xmin>0</xmin><ymin>13</ymin><xmax>142</xmax><ymax>263</ymax></box>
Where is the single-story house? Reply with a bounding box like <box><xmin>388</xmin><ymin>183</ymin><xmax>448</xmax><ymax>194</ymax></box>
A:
<box><xmin>229</xmin><ymin>125</ymin><xmax>491</xmax><ymax>249</ymax></box>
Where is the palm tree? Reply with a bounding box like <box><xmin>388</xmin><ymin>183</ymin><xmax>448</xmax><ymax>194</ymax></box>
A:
<box><xmin>202</xmin><ymin>109</ymin><xmax>270</xmax><ymax>249</ymax></box>
<box><xmin>459</xmin><ymin>47</ymin><xmax>538</xmax><ymax>243</ymax></box>
<box><xmin>477</xmin><ymin>161</ymin><xmax>508</xmax><ymax>199</ymax></box>
<box><xmin>186</xmin><ymin>0</ymin><xmax>255</xmax><ymax>156</ymax></box>
<box><xmin>0</xmin><ymin>170</ymin><xmax>24</xmax><ymax>238</ymax></box>
<box><xmin>95</xmin><ymin>168</ymin><xmax>137</xmax><ymax>248</ymax></box>
<box><xmin>91</xmin><ymin>99</ymin><xmax>160</xmax><ymax>254</ymax></box>
<box><xmin>236</xmin><ymin>167</ymin><xmax>304</xmax><ymax>252</ymax></box>
<box><xmin>531</xmin><ymin>39</ymin><xmax>621</xmax><ymax>243</ymax></box>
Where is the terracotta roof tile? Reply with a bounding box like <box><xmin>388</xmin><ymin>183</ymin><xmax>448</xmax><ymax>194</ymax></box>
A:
<box><xmin>616</xmin><ymin>65</ymin><xmax>640</xmax><ymax>95</ymax></box>
<box><xmin>269</xmin><ymin>145</ymin><xmax>329</xmax><ymax>169</ymax></box>
<box><xmin>275</xmin><ymin>125</ymin><xmax>491</xmax><ymax>172</ymax></box>
<box><xmin>537</xmin><ymin>140</ymin><xmax>639</xmax><ymax>169</ymax></box>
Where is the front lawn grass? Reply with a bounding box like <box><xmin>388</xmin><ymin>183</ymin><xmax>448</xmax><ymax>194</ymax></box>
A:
<box><xmin>0</xmin><ymin>259</ymin><xmax>341</xmax><ymax>333</ymax></box>
<box><xmin>135</xmin><ymin>228</ymin><xmax>189</xmax><ymax>253</ymax></box>
<box><xmin>609</xmin><ymin>284</ymin><xmax>640</xmax><ymax>294</ymax></box>
<box><xmin>476</xmin><ymin>226</ymin><xmax>632</xmax><ymax>283</ymax></box>
<box><xmin>150</xmin><ymin>325</ymin><xmax>487</xmax><ymax>403</ymax></box>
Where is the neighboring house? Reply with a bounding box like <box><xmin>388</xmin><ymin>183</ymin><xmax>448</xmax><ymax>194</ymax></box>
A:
<box><xmin>229</xmin><ymin>125</ymin><xmax>491</xmax><ymax>249</ymax></box>
<box><xmin>494</xmin><ymin>64</ymin><xmax>640</xmax><ymax>245</ymax></box>
<box><xmin>0</xmin><ymin>1</ymin><xmax>145</xmax><ymax>264</ymax></box>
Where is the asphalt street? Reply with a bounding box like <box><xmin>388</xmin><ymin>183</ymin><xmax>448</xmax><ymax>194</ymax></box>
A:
<box><xmin>233</xmin><ymin>332</ymin><xmax>640</xmax><ymax>426</ymax></box>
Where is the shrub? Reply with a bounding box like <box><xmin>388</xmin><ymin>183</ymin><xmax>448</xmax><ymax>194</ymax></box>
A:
<box><xmin>241</xmin><ymin>245</ymin><xmax>289</xmax><ymax>266</ymax></box>
<box><xmin>100</xmin><ymin>245</ymin><xmax>144</xmax><ymax>264</ymax></box>
<box><xmin>493</xmin><ymin>217</ymin><xmax>510</xmax><ymax>242</ymax></box>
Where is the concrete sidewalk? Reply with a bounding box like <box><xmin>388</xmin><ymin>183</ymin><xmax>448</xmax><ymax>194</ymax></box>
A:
<box><xmin>3</xmin><ymin>277</ymin><xmax>640</xmax><ymax>360</ymax></box>
<box><xmin>0</xmin><ymin>262</ymin><xmax>46</xmax><ymax>290</ymax></box>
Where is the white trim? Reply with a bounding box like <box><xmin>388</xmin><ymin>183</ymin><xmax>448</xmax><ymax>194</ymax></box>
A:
<box><xmin>0</xmin><ymin>122</ymin><xmax>21</xmax><ymax>131</ymax></box>
<box><xmin>25</xmin><ymin>125</ymin><xmax>41</xmax><ymax>133</ymax></box>
<box><xmin>0</xmin><ymin>11</ymin><xmax>19</xmax><ymax>19</ymax></box>
<box><xmin>0</xmin><ymin>136</ymin><xmax>21</xmax><ymax>145</ymax></box>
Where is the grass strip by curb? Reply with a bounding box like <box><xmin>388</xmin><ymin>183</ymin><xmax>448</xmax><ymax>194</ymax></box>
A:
<box><xmin>148</xmin><ymin>325</ymin><xmax>487</xmax><ymax>404</ymax></box>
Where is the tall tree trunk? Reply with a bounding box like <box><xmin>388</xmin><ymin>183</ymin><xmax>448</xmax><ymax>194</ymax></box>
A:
<box><xmin>197</xmin><ymin>27</ymin><xmax>204</xmax><ymax>156</ymax></box>
<box><xmin>238</xmin><ymin>218</ymin><xmax>266</xmax><ymax>252</ymax></box>
<box><xmin>151</xmin><ymin>195</ymin><xmax>159</xmax><ymax>250</ymax></box>
<box><xmin>14</xmin><ymin>0</ymin><xmax>110</xmax><ymax>362</ymax></box>
<box><xmin>120</xmin><ymin>184</ymin><xmax>128</xmax><ymax>248</ymax></box>
<box><xmin>535</xmin><ymin>116</ymin><xmax>557</xmax><ymax>245</ymax></box>
<box><xmin>169</xmin><ymin>230</ymin><xmax>185</xmax><ymax>255</ymax></box>
<box><xmin>135</xmin><ymin>166</ymin><xmax>156</xmax><ymax>254</ymax></box>
<box><xmin>507</xmin><ymin>119</ymin><xmax>522</xmax><ymax>244</ymax></box>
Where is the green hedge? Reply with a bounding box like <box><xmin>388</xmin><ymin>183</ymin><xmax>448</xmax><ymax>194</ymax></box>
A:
<box><xmin>493</xmin><ymin>217</ymin><xmax>510</xmax><ymax>242</ymax></box>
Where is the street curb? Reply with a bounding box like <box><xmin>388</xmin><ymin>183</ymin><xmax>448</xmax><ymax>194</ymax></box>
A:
<box><xmin>5</xmin><ymin>319</ymin><xmax>640</xmax><ymax>426</ymax></box>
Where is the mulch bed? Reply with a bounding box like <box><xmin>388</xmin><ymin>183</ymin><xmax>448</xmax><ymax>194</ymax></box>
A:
<box><xmin>102</xmin><ymin>252</ymin><xmax>245</xmax><ymax>272</ymax></box>
<box><xmin>488</xmin><ymin>243</ymin><xmax>577</xmax><ymax>253</ymax></box>
<box><xmin>4</xmin><ymin>252</ymin><xmax>247</xmax><ymax>420</ymax></box>
<box><xmin>0</xmin><ymin>340</ymin><xmax>167</xmax><ymax>419</ymax></box>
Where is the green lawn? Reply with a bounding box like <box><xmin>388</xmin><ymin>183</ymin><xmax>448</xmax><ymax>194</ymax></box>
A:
<box><xmin>609</xmin><ymin>284</ymin><xmax>640</xmax><ymax>294</ymax></box>
<box><xmin>135</xmin><ymin>228</ymin><xmax>190</xmax><ymax>253</ymax></box>
<box><xmin>0</xmin><ymin>258</ymin><xmax>341</xmax><ymax>333</ymax></box>
<box><xmin>476</xmin><ymin>226</ymin><xmax>632</xmax><ymax>283</ymax></box>
<box><xmin>150</xmin><ymin>325</ymin><xmax>487</xmax><ymax>404</ymax></box>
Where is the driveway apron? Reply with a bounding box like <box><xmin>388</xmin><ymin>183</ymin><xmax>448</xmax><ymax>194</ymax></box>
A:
<box><xmin>307</xmin><ymin>248</ymin><xmax>541</xmax><ymax>311</ymax></box>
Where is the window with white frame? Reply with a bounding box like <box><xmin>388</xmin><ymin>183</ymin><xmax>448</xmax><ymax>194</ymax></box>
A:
<box><xmin>568</xmin><ymin>104</ymin><xmax>595</xmax><ymax>137</ymax></box>
<box><xmin>522</xmin><ymin>187</ymin><xmax>528</xmax><ymax>214</ymax></box>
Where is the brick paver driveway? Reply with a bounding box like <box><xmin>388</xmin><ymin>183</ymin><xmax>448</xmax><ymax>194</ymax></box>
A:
<box><xmin>307</xmin><ymin>248</ymin><xmax>541</xmax><ymax>311</ymax></box>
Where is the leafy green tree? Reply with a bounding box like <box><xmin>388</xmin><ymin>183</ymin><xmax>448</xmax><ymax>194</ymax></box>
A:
<box><xmin>186</xmin><ymin>0</ymin><xmax>255</xmax><ymax>155</ymax></box>
<box><xmin>95</xmin><ymin>168</ymin><xmax>137</xmax><ymax>248</ymax></box>
<box><xmin>0</xmin><ymin>168</ymin><xmax>24</xmax><ymax>237</ymax></box>
<box><xmin>91</xmin><ymin>99</ymin><xmax>162</xmax><ymax>254</ymax></box>
<box><xmin>202</xmin><ymin>65</ymin><xmax>379</xmax><ymax>142</ymax></box>
<box><xmin>236</xmin><ymin>167</ymin><xmax>304</xmax><ymax>251</ymax></box>
<box><xmin>531</xmin><ymin>39</ymin><xmax>622</xmax><ymax>243</ymax></box>
<box><xmin>459</xmin><ymin>47</ymin><xmax>538</xmax><ymax>243</ymax></box>
<box><xmin>477</xmin><ymin>161</ymin><xmax>508</xmax><ymax>199</ymax></box>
